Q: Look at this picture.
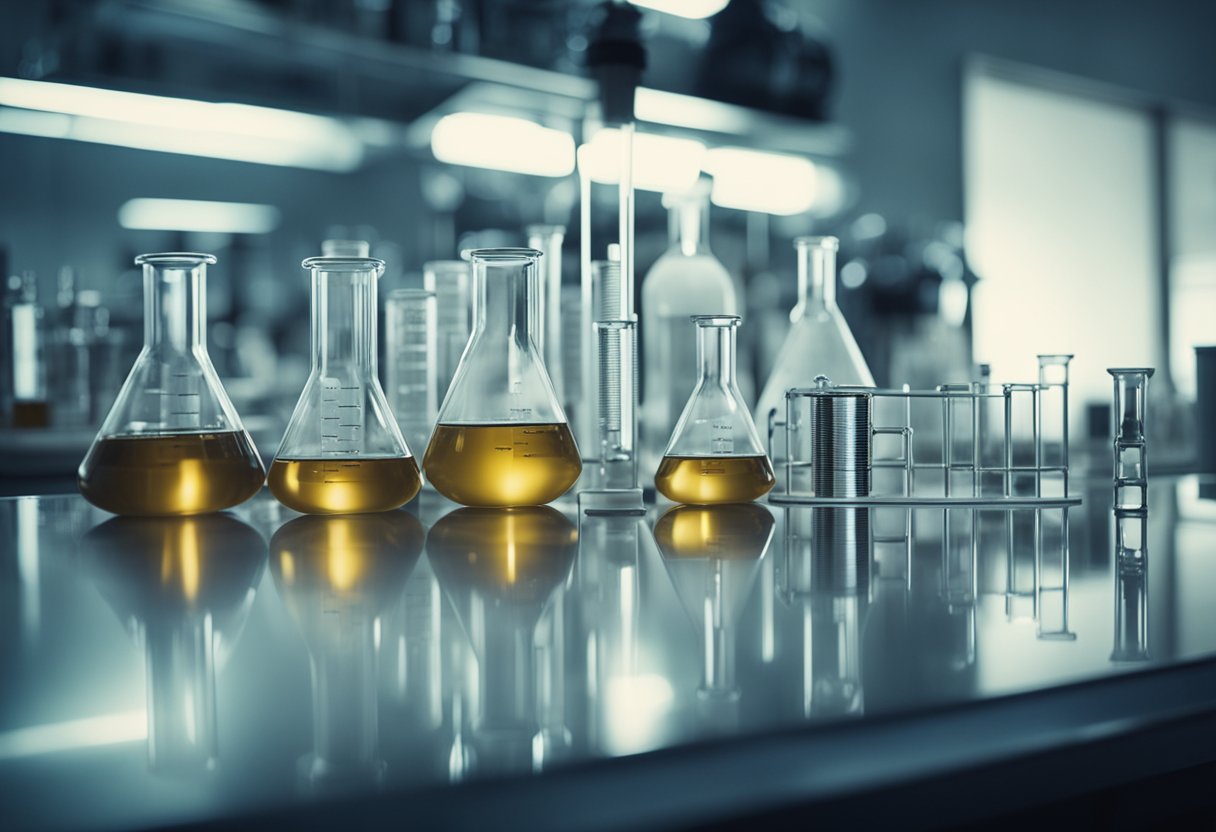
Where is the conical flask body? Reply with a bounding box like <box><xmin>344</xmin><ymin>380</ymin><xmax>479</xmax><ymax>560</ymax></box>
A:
<box><xmin>424</xmin><ymin>249</ymin><xmax>580</xmax><ymax>507</ymax></box>
<box><xmin>656</xmin><ymin>316</ymin><xmax>774</xmax><ymax>505</ymax></box>
<box><xmin>270</xmin><ymin>256</ymin><xmax>420</xmax><ymax>515</ymax></box>
<box><xmin>78</xmin><ymin>253</ymin><xmax>263</xmax><ymax>516</ymax></box>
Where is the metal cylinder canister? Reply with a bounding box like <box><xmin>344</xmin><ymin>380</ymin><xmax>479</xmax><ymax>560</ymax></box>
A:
<box><xmin>808</xmin><ymin>387</ymin><xmax>873</xmax><ymax>498</ymax></box>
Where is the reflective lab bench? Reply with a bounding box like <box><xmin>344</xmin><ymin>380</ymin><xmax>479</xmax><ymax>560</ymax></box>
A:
<box><xmin>2</xmin><ymin>476</ymin><xmax>1215</xmax><ymax>831</ymax></box>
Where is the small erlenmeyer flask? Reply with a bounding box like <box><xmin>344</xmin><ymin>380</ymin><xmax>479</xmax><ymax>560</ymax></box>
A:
<box><xmin>78</xmin><ymin>253</ymin><xmax>264</xmax><ymax>516</ymax></box>
<box><xmin>423</xmin><ymin>248</ymin><xmax>581</xmax><ymax>507</ymax></box>
<box><xmin>269</xmin><ymin>256</ymin><xmax>421</xmax><ymax>514</ymax></box>
<box><xmin>656</xmin><ymin>315</ymin><xmax>775</xmax><ymax>505</ymax></box>
<box><xmin>755</xmin><ymin>236</ymin><xmax>874</xmax><ymax>451</ymax></box>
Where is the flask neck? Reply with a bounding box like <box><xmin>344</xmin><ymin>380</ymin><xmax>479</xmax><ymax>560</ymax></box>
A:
<box><xmin>472</xmin><ymin>257</ymin><xmax>539</xmax><ymax>348</ymax></box>
<box><xmin>696</xmin><ymin>322</ymin><xmax>738</xmax><ymax>388</ymax></box>
<box><xmin>797</xmin><ymin>242</ymin><xmax>837</xmax><ymax>314</ymax></box>
<box><xmin>311</xmin><ymin>269</ymin><xmax>379</xmax><ymax>374</ymax></box>
<box><xmin>668</xmin><ymin>198</ymin><xmax>709</xmax><ymax>257</ymax></box>
<box><xmin>144</xmin><ymin>264</ymin><xmax>207</xmax><ymax>355</ymax></box>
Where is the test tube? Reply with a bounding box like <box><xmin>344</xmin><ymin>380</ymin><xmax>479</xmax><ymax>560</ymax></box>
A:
<box><xmin>526</xmin><ymin>224</ymin><xmax>566</xmax><ymax>401</ymax></box>
<box><xmin>1036</xmin><ymin>354</ymin><xmax>1073</xmax><ymax>497</ymax></box>
<box><xmin>579</xmin><ymin>251</ymin><xmax>622</xmax><ymax>461</ymax></box>
<box><xmin>385</xmin><ymin>289</ymin><xmax>438</xmax><ymax>464</ymax></box>
<box><xmin>1108</xmin><ymin>368</ymin><xmax>1154</xmax><ymax>511</ymax></box>
<box><xmin>594</xmin><ymin>320</ymin><xmax>639</xmax><ymax>491</ymax></box>
<box><xmin>424</xmin><ymin>260</ymin><xmax>472</xmax><ymax>405</ymax></box>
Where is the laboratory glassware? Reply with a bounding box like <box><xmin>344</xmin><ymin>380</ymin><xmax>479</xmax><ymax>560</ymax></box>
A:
<box><xmin>7</xmin><ymin>271</ymin><xmax>49</xmax><ymax>428</ymax></box>
<box><xmin>656</xmin><ymin>315</ymin><xmax>774</xmax><ymax>505</ymax></box>
<box><xmin>1109</xmin><ymin>367</ymin><xmax>1153</xmax><ymax>511</ymax></box>
<box><xmin>321</xmin><ymin>239</ymin><xmax>370</xmax><ymax>257</ymax></box>
<box><xmin>424</xmin><ymin>259</ymin><xmax>472</xmax><ymax>403</ymax></box>
<box><xmin>641</xmin><ymin>189</ymin><xmax>738</xmax><ymax>473</ymax></box>
<box><xmin>1111</xmin><ymin>509</ymin><xmax>1149</xmax><ymax>662</ymax></box>
<box><xmin>270</xmin><ymin>512</ymin><xmax>422</xmax><ymax>788</ymax></box>
<box><xmin>269</xmin><ymin>256</ymin><xmax>420</xmax><ymax>515</ymax></box>
<box><xmin>755</xmin><ymin>237</ymin><xmax>874</xmax><ymax>461</ymax></box>
<box><xmin>579</xmin><ymin>250</ymin><xmax>622</xmax><ymax>459</ymax></box>
<box><xmin>428</xmin><ymin>507</ymin><xmax>577</xmax><ymax>774</ymax></box>
<box><xmin>78</xmin><ymin>253</ymin><xmax>264</xmax><ymax>517</ymax></box>
<box><xmin>423</xmin><ymin>248</ymin><xmax>581</xmax><ymax>507</ymax></box>
<box><xmin>384</xmin><ymin>288</ymin><xmax>438</xmax><ymax>471</ymax></box>
<box><xmin>83</xmin><ymin>514</ymin><xmax>265</xmax><ymax>771</ymax></box>
<box><xmin>526</xmin><ymin>224</ymin><xmax>567</xmax><ymax>402</ymax></box>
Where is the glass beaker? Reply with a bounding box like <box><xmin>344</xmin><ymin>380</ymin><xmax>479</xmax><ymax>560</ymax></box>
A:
<box><xmin>384</xmin><ymin>288</ymin><xmax>438</xmax><ymax>470</ymax></box>
<box><xmin>641</xmin><ymin>190</ymin><xmax>738</xmax><ymax>474</ymax></box>
<box><xmin>424</xmin><ymin>260</ymin><xmax>472</xmax><ymax>404</ymax></box>
<box><xmin>755</xmin><ymin>236</ymin><xmax>874</xmax><ymax>458</ymax></box>
<box><xmin>423</xmin><ymin>248</ymin><xmax>581</xmax><ymax>507</ymax></box>
<box><xmin>1109</xmin><ymin>367</ymin><xmax>1153</xmax><ymax>511</ymax></box>
<box><xmin>79</xmin><ymin>253</ymin><xmax>264</xmax><ymax>516</ymax></box>
<box><xmin>268</xmin><ymin>256</ymin><xmax>420</xmax><ymax>515</ymax></box>
<box><xmin>656</xmin><ymin>315</ymin><xmax>774</xmax><ymax>505</ymax></box>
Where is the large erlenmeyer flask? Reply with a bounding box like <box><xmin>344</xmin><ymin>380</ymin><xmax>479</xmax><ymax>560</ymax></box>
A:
<box><xmin>641</xmin><ymin>190</ymin><xmax>738</xmax><ymax>474</ymax></box>
<box><xmin>755</xmin><ymin>236</ymin><xmax>874</xmax><ymax>450</ymax></box>
<box><xmin>656</xmin><ymin>316</ymin><xmax>774</xmax><ymax>505</ymax></box>
<box><xmin>423</xmin><ymin>248</ymin><xmax>581</xmax><ymax>507</ymax></box>
<box><xmin>269</xmin><ymin>256</ymin><xmax>420</xmax><ymax>515</ymax></box>
<box><xmin>78</xmin><ymin>253</ymin><xmax>264</xmax><ymax>516</ymax></box>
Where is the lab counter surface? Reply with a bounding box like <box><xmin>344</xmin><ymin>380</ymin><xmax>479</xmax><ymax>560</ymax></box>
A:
<box><xmin>2</xmin><ymin>477</ymin><xmax>1215</xmax><ymax>830</ymax></box>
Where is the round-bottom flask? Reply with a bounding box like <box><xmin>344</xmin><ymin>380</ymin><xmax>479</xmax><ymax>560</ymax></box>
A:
<box><xmin>78</xmin><ymin>253</ymin><xmax>264</xmax><ymax>516</ymax></box>
<box><xmin>423</xmin><ymin>249</ymin><xmax>581</xmax><ymax>507</ymax></box>
<box><xmin>655</xmin><ymin>316</ymin><xmax>774</xmax><ymax>505</ymax></box>
<box><xmin>269</xmin><ymin>256</ymin><xmax>420</xmax><ymax>515</ymax></box>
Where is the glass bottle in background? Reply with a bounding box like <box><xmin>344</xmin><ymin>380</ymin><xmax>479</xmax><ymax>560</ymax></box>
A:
<box><xmin>755</xmin><ymin>236</ymin><xmax>874</xmax><ymax>460</ymax></box>
<box><xmin>8</xmin><ymin>271</ymin><xmax>49</xmax><ymax>428</ymax></box>
<box><xmin>384</xmin><ymin>288</ymin><xmax>438</xmax><ymax>472</ymax></box>
<box><xmin>424</xmin><ymin>259</ymin><xmax>472</xmax><ymax>407</ymax></box>
<box><xmin>48</xmin><ymin>266</ymin><xmax>92</xmax><ymax>428</ymax></box>
<box><xmin>269</xmin><ymin>256</ymin><xmax>420</xmax><ymax>514</ymax></box>
<box><xmin>656</xmin><ymin>315</ymin><xmax>774</xmax><ymax>505</ymax></box>
<box><xmin>641</xmin><ymin>189</ymin><xmax>737</xmax><ymax>475</ymax></box>
<box><xmin>423</xmin><ymin>248</ymin><xmax>581</xmax><ymax>507</ymax></box>
<box><xmin>78</xmin><ymin>253</ymin><xmax>264</xmax><ymax>516</ymax></box>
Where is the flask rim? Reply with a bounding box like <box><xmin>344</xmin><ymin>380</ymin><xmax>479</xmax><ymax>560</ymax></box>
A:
<box><xmin>388</xmin><ymin>288</ymin><xmax>436</xmax><ymax>299</ymax></box>
<box><xmin>690</xmin><ymin>314</ymin><xmax>741</xmax><ymax>327</ymax></box>
<box><xmin>134</xmin><ymin>252</ymin><xmax>217</xmax><ymax>267</ymax></box>
<box><xmin>467</xmin><ymin>247</ymin><xmax>543</xmax><ymax>263</ymax></box>
<box><xmin>794</xmin><ymin>236</ymin><xmax>839</xmax><ymax>251</ymax></box>
<box><xmin>301</xmin><ymin>256</ymin><xmax>386</xmax><ymax>272</ymax></box>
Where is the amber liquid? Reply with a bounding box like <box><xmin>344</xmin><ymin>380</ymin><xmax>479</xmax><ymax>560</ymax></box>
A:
<box><xmin>78</xmin><ymin>432</ymin><xmax>265</xmax><ymax>517</ymax></box>
<box><xmin>12</xmin><ymin>400</ymin><xmax>51</xmax><ymax>428</ymax></box>
<box><xmin>268</xmin><ymin>457</ymin><xmax>422</xmax><ymax>515</ymax></box>
<box><xmin>654</xmin><ymin>503</ymin><xmax>775</xmax><ymax>560</ymax></box>
<box><xmin>654</xmin><ymin>455</ymin><xmax>776</xmax><ymax>505</ymax></box>
<box><xmin>423</xmin><ymin>423</ymin><xmax>582</xmax><ymax>507</ymax></box>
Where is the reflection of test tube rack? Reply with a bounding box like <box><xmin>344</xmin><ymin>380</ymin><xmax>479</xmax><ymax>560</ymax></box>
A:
<box><xmin>1111</xmin><ymin>509</ymin><xmax>1149</xmax><ymax>662</ymax></box>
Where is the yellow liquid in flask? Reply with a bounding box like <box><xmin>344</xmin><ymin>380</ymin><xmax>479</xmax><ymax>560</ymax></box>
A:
<box><xmin>423</xmin><ymin>423</ymin><xmax>581</xmax><ymax>507</ymax></box>
<box><xmin>268</xmin><ymin>457</ymin><xmax>422</xmax><ymax>515</ymax></box>
<box><xmin>654</xmin><ymin>455</ymin><xmax>776</xmax><ymax>505</ymax></box>
<box><xmin>78</xmin><ymin>432</ymin><xmax>265</xmax><ymax>516</ymax></box>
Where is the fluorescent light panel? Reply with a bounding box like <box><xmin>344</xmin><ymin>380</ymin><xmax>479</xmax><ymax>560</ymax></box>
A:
<box><xmin>118</xmin><ymin>198</ymin><xmax>281</xmax><ymax>234</ymax></box>
<box><xmin>578</xmin><ymin>128</ymin><xmax>706</xmax><ymax>193</ymax></box>
<box><xmin>0</xmin><ymin>77</ymin><xmax>363</xmax><ymax>172</ymax></box>
<box><xmin>431</xmin><ymin>112</ymin><xmax>575</xmax><ymax>177</ymax></box>
<box><xmin>629</xmin><ymin>0</ymin><xmax>731</xmax><ymax>20</ymax></box>
<box><xmin>705</xmin><ymin>146</ymin><xmax>820</xmax><ymax>215</ymax></box>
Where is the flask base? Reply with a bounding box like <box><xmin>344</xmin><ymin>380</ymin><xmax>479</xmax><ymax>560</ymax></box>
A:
<box><xmin>268</xmin><ymin>457</ymin><xmax>421</xmax><ymax>515</ymax></box>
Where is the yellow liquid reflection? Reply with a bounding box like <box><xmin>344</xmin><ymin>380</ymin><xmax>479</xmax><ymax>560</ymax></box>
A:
<box><xmin>654</xmin><ymin>455</ymin><xmax>775</xmax><ymax>506</ymax></box>
<box><xmin>268</xmin><ymin>457</ymin><xmax>421</xmax><ymax>515</ymax></box>
<box><xmin>426</xmin><ymin>507</ymin><xmax>577</xmax><ymax>603</ymax></box>
<box><xmin>78</xmin><ymin>432</ymin><xmax>265</xmax><ymax>517</ymax></box>
<box><xmin>654</xmin><ymin>503</ymin><xmax>775</xmax><ymax>561</ymax></box>
<box><xmin>423</xmin><ymin>423</ymin><xmax>582</xmax><ymax>507</ymax></box>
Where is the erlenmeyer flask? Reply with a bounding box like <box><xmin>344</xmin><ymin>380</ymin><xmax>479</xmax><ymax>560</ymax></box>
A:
<box><xmin>79</xmin><ymin>253</ymin><xmax>264</xmax><ymax>516</ymax></box>
<box><xmin>755</xmin><ymin>236</ymin><xmax>874</xmax><ymax>451</ymax></box>
<box><xmin>269</xmin><ymin>256</ymin><xmax>420</xmax><ymax>515</ymax></box>
<box><xmin>423</xmin><ymin>248</ymin><xmax>581</xmax><ymax>507</ymax></box>
<box><xmin>656</xmin><ymin>315</ymin><xmax>774</xmax><ymax>505</ymax></box>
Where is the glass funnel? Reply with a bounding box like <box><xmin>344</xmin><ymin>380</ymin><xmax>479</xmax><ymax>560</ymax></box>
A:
<box><xmin>423</xmin><ymin>248</ymin><xmax>581</xmax><ymax>507</ymax></box>
<box><xmin>641</xmin><ymin>190</ymin><xmax>738</xmax><ymax>474</ymax></box>
<box><xmin>755</xmin><ymin>237</ymin><xmax>874</xmax><ymax>456</ymax></box>
<box><xmin>269</xmin><ymin>256</ymin><xmax>420</xmax><ymax>515</ymax></box>
<box><xmin>656</xmin><ymin>315</ymin><xmax>774</xmax><ymax>505</ymax></box>
<box><xmin>78</xmin><ymin>253</ymin><xmax>264</xmax><ymax>516</ymax></box>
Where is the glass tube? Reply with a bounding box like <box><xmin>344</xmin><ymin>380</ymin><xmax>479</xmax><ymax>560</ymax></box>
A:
<box><xmin>424</xmin><ymin>260</ymin><xmax>472</xmax><ymax>406</ymax></box>
<box><xmin>1036</xmin><ymin>354</ymin><xmax>1073</xmax><ymax>497</ymax></box>
<box><xmin>385</xmin><ymin>289</ymin><xmax>438</xmax><ymax>465</ymax></box>
<box><xmin>594</xmin><ymin>320</ymin><xmax>639</xmax><ymax>491</ymax></box>
<box><xmin>526</xmin><ymin>224</ymin><xmax>566</xmax><ymax>402</ymax></box>
<box><xmin>1109</xmin><ymin>368</ymin><xmax>1154</xmax><ymax>511</ymax></box>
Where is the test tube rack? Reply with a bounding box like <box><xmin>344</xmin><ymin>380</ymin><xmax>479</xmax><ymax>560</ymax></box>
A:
<box><xmin>768</xmin><ymin>355</ymin><xmax>1081</xmax><ymax>508</ymax></box>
